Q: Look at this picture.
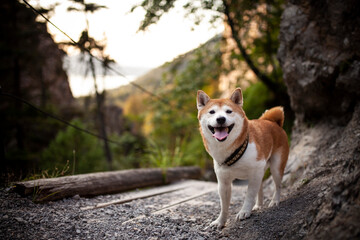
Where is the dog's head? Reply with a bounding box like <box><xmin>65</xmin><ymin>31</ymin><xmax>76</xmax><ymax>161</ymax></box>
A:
<box><xmin>197</xmin><ymin>88</ymin><xmax>246</xmax><ymax>143</ymax></box>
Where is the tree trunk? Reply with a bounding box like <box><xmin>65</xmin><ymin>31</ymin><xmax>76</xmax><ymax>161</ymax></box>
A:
<box><xmin>223</xmin><ymin>0</ymin><xmax>278</xmax><ymax>94</ymax></box>
<box><xmin>89</xmin><ymin>56</ymin><xmax>113</xmax><ymax>170</ymax></box>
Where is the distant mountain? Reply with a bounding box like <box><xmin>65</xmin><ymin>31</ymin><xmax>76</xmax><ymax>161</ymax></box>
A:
<box><xmin>106</xmin><ymin>35</ymin><xmax>222</xmax><ymax>107</ymax></box>
<box><xmin>63</xmin><ymin>54</ymin><xmax>151</xmax><ymax>78</ymax></box>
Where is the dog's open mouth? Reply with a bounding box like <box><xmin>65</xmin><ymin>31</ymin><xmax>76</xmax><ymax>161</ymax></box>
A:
<box><xmin>208</xmin><ymin>124</ymin><xmax>235</xmax><ymax>142</ymax></box>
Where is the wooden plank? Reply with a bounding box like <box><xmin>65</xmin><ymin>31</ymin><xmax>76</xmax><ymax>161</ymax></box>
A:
<box><xmin>151</xmin><ymin>189</ymin><xmax>215</xmax><ymax>214</ymax></box>
<box><xmin>14</xmin><ymin>167</ymin><xmax>201</xmax><ymax>202</ymax></box>
<box><xmin>120</xmin><ymin>181</ymin><xmax>218</xmax><ymax>225</ymax></box>
<box><xmin>81</xmin><ymin>183</ymin><xmax>188</xmax><ymax>210</ymax></box>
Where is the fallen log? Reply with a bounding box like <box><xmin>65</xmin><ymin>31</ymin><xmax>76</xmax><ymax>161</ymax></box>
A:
<box><xmin>14</xmin><ymin>166</ymin><xmax>201</xmax><ymax>202</ymax></box>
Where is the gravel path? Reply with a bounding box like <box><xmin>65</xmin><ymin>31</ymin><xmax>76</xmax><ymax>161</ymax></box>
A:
<box><xmin>2</xmin><ymin>120</ymin><xmax>359</xmax><ymax>240</ymax></box>
<box><xmin>0</xmin><ymin>176</ymin><xmax>314</xmax><ymax>240</ymax></box>
<box><xmin>0</xmin><ymin>180</ymin><xmax>240</xmax><ymax>239</ymax></box>
<box><xmin>0</xmin><ymin>175</ymin><xmax>324</xmax><ymax>240</ymax></box>
<box><xmin>2</xmin><ymin>108</ymin><xmax>360</xmax><ymax>239</ymax></box>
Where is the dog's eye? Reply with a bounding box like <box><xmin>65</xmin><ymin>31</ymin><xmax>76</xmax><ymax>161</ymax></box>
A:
<box><xmin>209</xmin><ymin>110</ymin><xmax>215</xmax><ymax>114</ymax></box>
<box><xmin>226</xmin><ymin>110</ymin><xmax>233</xmax><ymax>114</ymax></box>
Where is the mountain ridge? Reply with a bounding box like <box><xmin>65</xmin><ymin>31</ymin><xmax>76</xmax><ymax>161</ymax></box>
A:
<box><xmin>105</xmin><ymin>34</ymin><xmax>222</xmax><ymax>107</ymax></box>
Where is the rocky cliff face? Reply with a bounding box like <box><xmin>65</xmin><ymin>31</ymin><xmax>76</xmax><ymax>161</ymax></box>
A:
<box><xmin>0</xmin><ymin>0</ymin><xmax>76</xmax><ymax>182</ymax></box>
<box><xmin>0</xmin><ymin>0</ymin><xmax>75</xmax><ymax>111</ymax></box>
<box><xmin>36</xmin><ymin>24</ymin><xmax>75</xmax><ymax>110</ymax></box>
<box><xmin>278</xmin><ymin>0</ymin><xmax>360</xmax><ymax>122</ymax></box>
<box><xmin>277</xmin><ymin>0</ymin><xmax>360</xmax><ymax>238</ymax></box>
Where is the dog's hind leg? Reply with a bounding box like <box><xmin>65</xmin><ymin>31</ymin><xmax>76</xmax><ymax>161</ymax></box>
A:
<box><xmin>253</xmin><ymin>181</ymin><xmax>263</xmax><ymax>210</ymax></box>
<box><xmin>269</xmin><ymin>151</ymin><xmax>283</xmax><ymax>207</ymax></box>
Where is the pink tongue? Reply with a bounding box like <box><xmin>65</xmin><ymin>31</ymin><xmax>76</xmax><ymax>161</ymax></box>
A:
<box><xmin>213</xmin><ymin>128</ymin><xmax>229</xmax><ymax>140</ymax></box>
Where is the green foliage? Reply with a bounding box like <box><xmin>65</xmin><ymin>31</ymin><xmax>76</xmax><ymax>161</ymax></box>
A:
<box><xmin>143</xmin><ymin>138</ymin><xmax>180</xmax><ymax>169</ymax></box>
<box><xmin>132</xmin><ymin>0</ymin><xmax>223</xmax><ymax>31</ymax></box>
<box><xmin>110</xmin><ymin>132</ymin><xmax>146</xmax><ymax>169</ymax></box>
<box><xmin>143</xmin><ymin>135</ymin><xmax>206</xmax><ymax>169</ymax></box>
<box><xmin>243</xmin><ymin>81</ymin><xmax>274</xmax><ymax>119</ymax></box>
<box><xmin>41</xmin><ymin>119</ymin><xmax>107</xmax><ymax>174</ymax></box>
<box><xmin>133</xmin><ymin>0</ymin><xmax>284</xmax><ymax>82</ymax></box>
<box><xmin>25</xmin><ymin>160</ymin><xmax>71</xmax><ymax>181</ymax></box>
<box><xmin>242</xmin><ymin>81</ymin><xmax>293</xmax><ymax>137</ymax></box>
<box><xmin>39</xmin><ymin>118</ymin><xmax>147</xmax><ymax>176</ymax></box>
<box><xmin>133</xmin><ymin>0</ymin><xmax>291</xmax><ymax>114</ymax></box>
<box><xmin>263</xmin><ymin>168</ymin><xmax>271</xmax><ymax>181</ymax></box>
<box><xmin>131</xmin><ymin>0</ymin><xmax>177</xmax><ymax>31</ymax></box>
<box><xmin>228</xmin><ymin>0</ymin><xmax>284</xmax><ymax>80</ymax></box>
<box><xmin>144</xmin><ymin>38</ymin><xmax>222</xmax><ymax>168</ymax></box>
<box><xmin>2</xmin><ymin>102</ymin><xmax>65</xmax><ymax>183</ymax></box>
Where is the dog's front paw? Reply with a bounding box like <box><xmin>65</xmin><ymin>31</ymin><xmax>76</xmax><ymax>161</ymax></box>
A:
<box><xmin>210</xmin><ymin>218</ymin><xmax>226</xmax><ymax>230</ymax></box>
<box><xmin>252</xmin><ymin>204</ymin><xmax>262</xmax><ymax>211</ymax></box>
<box><xmin>236</xmin><ymin>210</ymin><xmax>251</xmax><ymax>221</ymax></box>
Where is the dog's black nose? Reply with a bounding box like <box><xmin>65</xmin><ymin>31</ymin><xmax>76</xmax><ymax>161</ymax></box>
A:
<box><xmin>216</xmin><ymin>117</ymin><xmax>226</xmax><ymax>125</ymax></box>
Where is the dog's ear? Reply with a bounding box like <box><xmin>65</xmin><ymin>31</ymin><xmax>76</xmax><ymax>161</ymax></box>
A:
<box><xmin>230</xmin><ymin>88</ymin><xmax>243</xmax><ymax>107</ymax></box>
<box><xmin>197</xmin><ymin>90</ymin><xmax>210</xmax><ymax>110</ymax></box>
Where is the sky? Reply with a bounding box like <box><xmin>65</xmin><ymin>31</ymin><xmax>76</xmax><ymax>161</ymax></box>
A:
<box><xmin>30</xmin><ymin>0</ymin><xmax>224</xmax><ymax>97</ymax></box>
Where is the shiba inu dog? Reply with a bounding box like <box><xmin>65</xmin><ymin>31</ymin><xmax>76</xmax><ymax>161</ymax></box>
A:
<box><xmin>197</xmin><ymin>88</ymin><xmax>289</xmax><ymax>229</ymax></box>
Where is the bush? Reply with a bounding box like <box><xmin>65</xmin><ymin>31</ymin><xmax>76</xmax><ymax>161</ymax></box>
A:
<box><xmin>142</xmin><ymin>135</ymin><xmax>207</xmax><ymax>169</ymax></box>
<box><xmin>111</xmin><ymin>131</ymin><xmax>146</xmax><ymax>169</ymax></box>
<box><xmin>41</xmin><ymin>119</ymin><xmax>107</xmax><ymax>174</ymax></box>
<box><xmin>243</xmin><ymin>81</ymin><xmax>274</xmax><ymax>119</ymax></box>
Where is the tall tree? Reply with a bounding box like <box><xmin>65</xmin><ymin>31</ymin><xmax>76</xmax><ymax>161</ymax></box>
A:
<box><xmin>66</xmin><ymin>0</ymin><xmax>114</xmax><ymax>169</ymax></box>
<box><xmin>132</xmin><ymin>0</ymin><xmax>289</xmax><ymax>108</ymax></box>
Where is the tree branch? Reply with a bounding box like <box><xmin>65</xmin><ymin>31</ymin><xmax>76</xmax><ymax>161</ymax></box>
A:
<box><xmin>223</xmin><ymin>0</ymin><xmax>277</xmax><ymax>93</ymax></box>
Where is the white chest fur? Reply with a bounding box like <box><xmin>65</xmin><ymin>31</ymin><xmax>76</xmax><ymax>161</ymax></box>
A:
<box><xmin>213</xmin><ymin>142</ymin><xmax>266</xmax><ymax>181</ymax></box>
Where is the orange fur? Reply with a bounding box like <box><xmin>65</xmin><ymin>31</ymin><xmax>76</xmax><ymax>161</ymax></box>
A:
<box><xmin>198</xmin><ymin>94</ymin><xmax>288</xmax><ymax>175</ymax></box>
<box><xmin>254</xmin><ymin>107</ymin><xmax>288</xmax><ymax>174</ymax></box>
<box><xmin>249</xmin><ymin>119</ymin><xmax>289</xmax><ymax>173</ymax></box>
<box><xmin>197</xmin><ymin>88</ymin><xmax>290</xmax><ymax>227</ymax></box>
<box><xmin>259</xmin><ymin>106</ymin><xmax>285</xmax><ymax>128</ymax></box>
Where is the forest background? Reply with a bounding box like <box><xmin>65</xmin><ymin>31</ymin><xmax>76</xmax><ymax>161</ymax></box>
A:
<box><xmin>0</xmin><ymin>0</ymin><xmax>292</xmax><ymax>183</ymax></box>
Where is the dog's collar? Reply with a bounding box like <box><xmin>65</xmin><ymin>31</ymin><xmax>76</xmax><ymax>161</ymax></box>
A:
<box><xmin>221</xmin><ymin>134</ymin><xmax>249</xmax><ymax>167</ymax></box>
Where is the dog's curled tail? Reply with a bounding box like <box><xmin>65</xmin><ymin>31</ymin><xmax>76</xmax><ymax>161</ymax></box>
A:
<box><xmin>259</xmin><ymin>106</ymin><xmax>285</xmax><ymax>128</ymax></box>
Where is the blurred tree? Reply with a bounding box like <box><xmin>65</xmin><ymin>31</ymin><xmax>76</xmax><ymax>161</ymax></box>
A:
<box><xmin>145</xmin><ymin>37</ymin><xmax>222</xmax><ymax>168</ymax></box>
<box><xmin>65</xmin><ymin>0</ymin><xmax>114</xmax><ymax>169</ymax></box>
<box><xmin>41</xmin><ymin>119</ymin><xmax>107</xmax><ymax>174</ymax></box>
<box><xmin>132</xmin><ymin>0</ymin><xmax>291</xmax><ymax>112</ymax></box>
<box><xmin>110</xmin><ymin>131</ymin><xmax>146</xmax><ymax>169</ymax></box>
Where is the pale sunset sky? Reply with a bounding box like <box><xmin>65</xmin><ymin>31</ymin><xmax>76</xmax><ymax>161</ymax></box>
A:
<box><xmin>29</xmin><ymin>0</ymin><xmax>224</xmax><ymax>96</ymax></box>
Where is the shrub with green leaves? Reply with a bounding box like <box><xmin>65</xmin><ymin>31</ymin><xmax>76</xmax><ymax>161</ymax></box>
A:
<box><xmin>110</xmin><ymin>131</ymin><xmax>146</xmax><ymax>169</ymax></box>
<box><xmin>145</xmin><ymin>38</ymin><xmax>222</xmax><ymax>168</ymax></box>
<box><xmin>41</xmin><ymin>119</ymin><xmax>107</xmax><ymax>174</ymax></box>
<box><xmin>243</xmin><ymin>81</ymin><xmax>274</xmax><ymax>120</ymax></box>
<box><xmin>143</xmin><ymin>135</ymin><xmax>206</xmax><ymax>169</ymax></box>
